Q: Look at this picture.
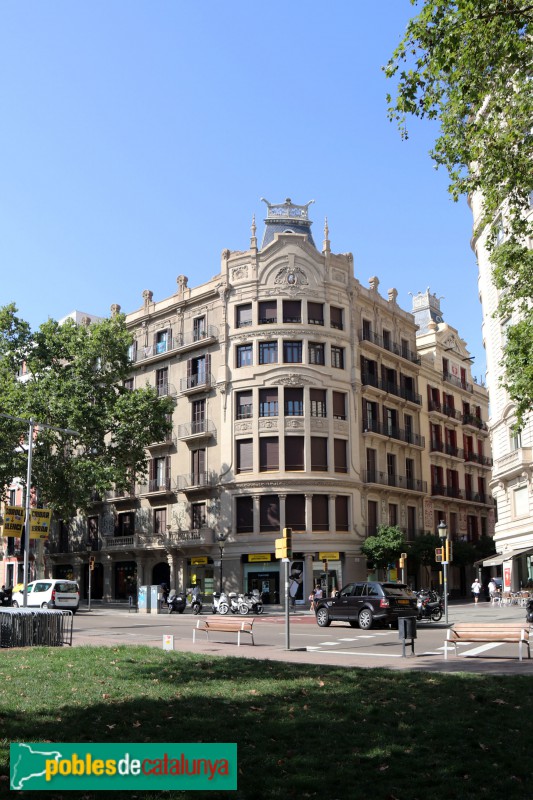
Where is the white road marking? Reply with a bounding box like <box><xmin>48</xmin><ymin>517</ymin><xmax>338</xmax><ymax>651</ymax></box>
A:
<box><xmin>306</xmin><ymin>648</ymin><xmax>402</xmax><ymax>658</ymax></box>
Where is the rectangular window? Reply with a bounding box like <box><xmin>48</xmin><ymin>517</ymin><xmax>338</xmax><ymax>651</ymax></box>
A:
<box><xmin>311</xmin><ymin>437</ymin><xmax>328</xmax><ymax>471</ymax></box>
<box><xmin>236</xmin><ymin>391</ymin><xmax>253</xmax><ymax>419</ymax></box>
<box><xmin>514</xmin><ymin>486</ymin><xmax>528</xmax><ymax>517</ymax></box>
<box><xmin>310</xmin><ymin>388</ymin><xmax>327</xmax><ymax>417</ymax></box>
<box><xmin>236</xmin><ymin>344</ymin><xmax>253</xmax><ymax>368</ymax></box>
<box><xmin>307</xmin><ymin>302</ymin><xmax>324</xmax><ymax>325</ymax></box>
<box><xmin>128</xmin><ymin>341</ymin><xmax>137</xmax><ymax>361</ymax></box>
<box><xmin>333</xmin><ymin>392</ymin><xmax>346</xmax><ymax>420</ymax></box>
<box><xmin>259</xmin><ymin>387</ymin><xmax>278</xmax><ymax>417</ymax></box>
<box><xmin>382</xmin><ymin>329</ymin><xmax>391</xmax><ymax>351</ymax></box>
<box><xmin>124</xmin><ymin>378</ymin><xmax>134</xmax><ymax>391</ymax></box>
<box><xmin>283</xmin><ymin>341</ymin><xmax>302</xmax><ymax>363</ymax></box>
<box><xmin>236</xmin><ymin>496</ymin><xmax>254</xmax><ymax>534</ymax></box>
<box><xmin>510</xmin><ymin>428</ymin><xmax>522</xmax><ymax>451</ymax></box>
<box><xmin>366</xmin><ymin>448</ymin><xmax>376</xmax><ymax>482</ymax></box>
<box><xmin>407</xmin><ymin>506</ymin><xmax>416</xmax><ymax>537</ymax></box>
<box><xmin>236</xmin><ymin>303</ymin><xmax>252</xmax><ymax>328</ymax></box>
<box><xmin>191</xmin><ymin>502</ymin><xmax>207</xmax><ymax>529</ymax></box>
<box><xmin>154</xmin><ymin>507</ymin><xmax>167</xmax><ymax>534</ymax></box>
<box><xmin>285</xmin><ymin>436</ymin><xmax>304</xmax><ymax>471</ymax></box>
<box><xmin>116</xmin><ymin>512</ymin><xmax>134</xmax><ymax>537</ymax></box>
<box><xmin>156</xmin><ymin>367</ymin><xmax>168</xmax><ymax>396</ymax></box>
<box><xmin>312</xmin><ymin>495</ymin><xmax>329</xmax><ymax>531</ymax></box>
<box><xmin>283</xmin><ymin>300</ymin><xmax>301</xmax><ymax>323</ymax></box>
<box><xmin>284</xmin><ymin>387</ymin><xmax>303</xmax><ymax>416</ymax></box>
<box><xmin>260</xmin><ymin>495</ymin><xmax>280</xmax><ymax>531</ymax></box>
<box><xmin>363</xmin><ymin>399</ymin><xmax>379</xmax><ymax>431</ymax></box>
<box><xmin>237</xmin><ymin>439</ymin><xmax>253</xmax><ymax>473</ymax></box>
<box><xmin>286</xmin><ymin>495</ymin><xmax>306</xmax><ymax>531</ymax></box>
<box><xmin>259</xmin><ymin>341</ymin><xmax>278</xmax><ymax>364</ymax></box>
<box><xmin>331</xmin><ymin>346</ymin><xmax>344</xmax><ymax>369</ymax></box>
<box><xmin>335</xmin><ymin>496</ymin><xmax>349</xmax><ymax>532</ymax></box>
<box><xmin>258</xmin><ymin>300</ymin><xmax>277</xmax><ymax>324</ymax></box>
<box><xmin>308</xmin><ymin>342</ymin><xmax>325</xmax><ymax>365</ymax></box>
<box><xmin>187</xmin><ymin>354</ymin><xmax>209</xmax><ymax>387</ymax></box>
<box><xmin>260</xmin><ymin>437</ymin><xmax>279</xmax><ymax>471</ymax></box>
<box><xmin>191</xmin><ymin>449</ymin><xmax>206</xmax><ymax>483</ymax></box>
<box><xmin>156</xmin><ymin>330</ymin><xmax>169</xmax><ymax>354</ymax></box>
<box><xmin>389</xmin><ymin>503</ymin><xmax>398</xmax><ymax>526</ymax></box>
<box><xmin>330</xmin><ymin>306</ymin><xmax>343</xmax><ymax>330</ymax></box>
<box><xmin>193</xmin><ymin>316</ymin><xmax>207</xmax><ymax>342</ymax></box>
<box><xmin>362</xmin><ymin>319</ymin><xmax>372</xmax><ymax>340</ymax></box>
<box><xmin>334</xmin><ymin>439</ymin><xmax>347</xmax><ymax>473</ymax></box>
<box><xmin>88</xmin><ymin>516</ymin><xmax>99</xmax><ymax>550</ymax></box>
<box><xmin>387</xmin><ymin>453</ymin><xmax>396</xmax><ymax>486</ymax></box>
<box><xmin>367</xmin><ymin>500</ymin><xmax>378</xmax><ymax>537</ymax></box>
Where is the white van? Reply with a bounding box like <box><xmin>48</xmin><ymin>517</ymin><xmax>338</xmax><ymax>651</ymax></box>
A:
<box><xmin>12</xmin><ymin>579</ymin><xmax>80</xmax><ymax>612</ymax></box>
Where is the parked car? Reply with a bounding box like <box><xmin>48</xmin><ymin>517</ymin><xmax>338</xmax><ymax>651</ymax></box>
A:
<box><xmin>314</xmin><ymin>581</ymin><xmax>417</xmax><ymax>630</ymax></box>
<box><xmin>12</xmin><ymin>579</ymin><xmax>80</xmax><ymax>612</ymax></box>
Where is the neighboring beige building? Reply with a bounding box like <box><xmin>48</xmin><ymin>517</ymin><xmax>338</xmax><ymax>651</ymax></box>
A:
<box><xmin>44</xmin><ymin>198</ymin><xmax>492</xmax><ymax>604</ymax></box>
<box><xmin>470</xmin><ymin>190</ymin><xmax>533</xmax><ymax>590</ymax></box>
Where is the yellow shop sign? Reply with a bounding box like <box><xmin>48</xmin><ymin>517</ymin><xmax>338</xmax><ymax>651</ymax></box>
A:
<box><xmin>319</xmin><ymin>552</ymin><xmax>340</xmax><ymax>561</ymax></box>
<box><xmin>248</xmin><ymin>553</ymin><xmax>271</xmax><ymax>562</ymax></box>
<box><xmin>190</xmin><ymin>556</ymin><xmax>208</xmax><ymax>566</ymax></box>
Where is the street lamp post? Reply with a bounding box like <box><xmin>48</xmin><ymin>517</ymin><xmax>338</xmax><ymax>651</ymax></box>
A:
<box><xmin>86</xmin><ymin>544</ymin><xmax>93</xmax><ymax>612</ymax></box>
<box><xmin>438</xmin><ymin>520</ymin><xmax>449</xmax><ymax>625</ymax></box>
<box><xmin>216</xmin><ymin>532</ymin><xmax>228</xmax><ymax>592</ymax></box>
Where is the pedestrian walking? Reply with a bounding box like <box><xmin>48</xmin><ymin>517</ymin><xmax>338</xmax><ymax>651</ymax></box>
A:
<box><xmin>471</xmin><ymin>577</ymin><xmax>481</xmax><ymax>604</ymax></box>
<box><xmin>488</xmin><ymin>579</ymin><xmax>497</xmax><ymax>603</ymax></box>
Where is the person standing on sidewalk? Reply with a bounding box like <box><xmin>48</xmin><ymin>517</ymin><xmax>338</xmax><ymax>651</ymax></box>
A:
<box><xmin>471</xmin><ymin>578</ymin><xmax>481</xmax><ymax>604</ymax></box>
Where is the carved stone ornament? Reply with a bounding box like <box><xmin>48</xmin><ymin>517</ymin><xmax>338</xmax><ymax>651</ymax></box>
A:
<box><xmin>272</xmin><ymin>375</ymin><xmax>314</xmax><ymax>386</ymax></box>
<box><xmin>235</xmin><ymin>421</ymin><xmax>253</xmax><ymax>434</ymax></box>
<box><xmin>231</xmin><ymin>265</ymin><xmax>249</xmax><ymax>281</ymax></box>
<box><xmin>274</xmin><ymin>265</ymin><xmax>309</xmax><ymax>287</ymax></box>
<box><xmin>332</xmin><ymin>269</ymin><xmax>346</xmax><ymax>283</ymax></box>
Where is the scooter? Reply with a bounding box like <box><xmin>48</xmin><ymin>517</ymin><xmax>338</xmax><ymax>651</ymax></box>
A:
<box><xmin>227</xmin><ymin>593</ymin><xmax>242</xmax><ymax>614</ymax></box>
<box><xmin>190</xmin><ymin>592</ymin><xmax>203</xmax><ymax>615</ymax></box>
<box><xmin>212</xmin><ymin>591</ymin><xmax>230</xmax><ymax>615</ymax></box>
<box><xmin>239</xmin><ymin>591</ymin><xmax>264</xmax><ymax>615</ymax></box>
<box><xmin>416</xmin><ymin>589</ymin><xmax>443</xmax><ymax>622</ymax></box>
<box><xmin>167</xmin><ymin>590</ymin><xmax>187</xmax><ymax>614</ymax></box>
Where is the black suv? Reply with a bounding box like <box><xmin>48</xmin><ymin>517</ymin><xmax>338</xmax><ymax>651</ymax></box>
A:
<box><xmin>314</xmin><ymin>582</ymin><xmax>417</xmax><ymax>630</ymax></box>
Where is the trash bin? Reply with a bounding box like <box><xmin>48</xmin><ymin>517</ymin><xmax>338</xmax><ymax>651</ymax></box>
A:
<box><xmin>398</xmin><ymin>616</ymin><xmax>417</xmax><ymax>640</ymax></box>
<box><xmin>138</xmin><ymin>586</ymin><xmax>150</xmax><ymax>614</ymax></box>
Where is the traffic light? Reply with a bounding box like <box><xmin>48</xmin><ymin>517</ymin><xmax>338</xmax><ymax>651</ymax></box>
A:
<box><xmin>446</xmin><ymin>540</ymin><xmax>453</xmax><ymax>562</ymax></box>
<box><xmin>399</xmin><ymin>557</ymin><xmax>405</xmax><ymax>569</ymax></box>
<box><xmin>89</xmin><ymin>556</ymin><xmax>95</xmax><ymax>571</ymax></box>
<box><xmin>435</xmin><ymin>547</ymin><xmax>443</xmax><ymax>563</ymax></box>
<box><xmin>275</xmin><ymin>527</ymin><xmax>293</xmax><ymax>559</ymax></box>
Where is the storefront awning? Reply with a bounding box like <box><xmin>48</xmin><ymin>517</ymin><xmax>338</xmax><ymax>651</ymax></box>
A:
<box><xmin>480</xmin><ymin>546</ymin><xmax>533</xmax><ymax>568</ymax></box>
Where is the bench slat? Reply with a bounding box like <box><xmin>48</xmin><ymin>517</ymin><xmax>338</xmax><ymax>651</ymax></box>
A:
<box><xmin>193</xmin><ymin>618</ymin><xmax>254</xmax><ymax>646</ymax></box>
<box><xmin>444</xmin><ymin>623</ymin><xmax>530</xmax><ymax>661</ymax></box>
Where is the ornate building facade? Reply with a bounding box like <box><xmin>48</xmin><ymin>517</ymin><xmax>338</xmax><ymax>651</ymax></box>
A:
<box><xmin>44</xmin><ymin>198</ymin><xmax>493</xmax><ymax>602</ymax></box>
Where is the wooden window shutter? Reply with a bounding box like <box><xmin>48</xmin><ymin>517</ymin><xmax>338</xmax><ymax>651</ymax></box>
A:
<box><xmin>312</xmin><ymin>495</ymin><xmax>329</xmax><ymax>530</ymax></box>
<box><xmin>334</xmin><ymin>439</ymin><xmax>347</xmax><ymax>473</ymax></box>
<box><xmin>332</xmin><ymin>392</ymin><xmax>345</xmax><ymax>418</ymax></box>
<box><xmin>237</xmin><ymin>439</ymin><xmax>253</xmax><ymax>473</ymax></box>
<box><xmin>260</xmin><ymin>437</ymin><xmax>279</xmax><ymax>471</ymax></box>
<box><xmin>285</xmin><ymin>436</ymin><xmax>304</xmax><ymax>470</ymax></box>
<box><xmin>311</xmin><ymin>437</ymin><xmax>328</xmax><ymax>471</ymax></box>
<box><xmin>335</xmin><ymin>496</ymin><xmax>349</xmax><ymax>531</ymax></box>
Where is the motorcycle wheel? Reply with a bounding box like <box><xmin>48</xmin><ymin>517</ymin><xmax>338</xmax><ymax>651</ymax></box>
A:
<box><xmin>256</xmin><ymin>604</ymin><xmax>264</xmax><ymax>614</ymax></box>
<box><xmin>431</xmin><ymin>608</ymin><xmax>443</xmax><ymax>622</ymax></box>
<box><xmin>192</xmin><ymin>603</ymin><xmax>201</xmax><ymax>615</ymax></box>
<box><xmin>179</xmin><ymin>607</ymin><xmax>185</xmax><ymax>614</ymax></box>
<box><xmin>168</xmin><ymin>607</ymin><xmax>174</xmax><ymax>614</ymax></box>
<box><xmin>239</xmin><ymin>603</ymin><xmax>249</xmax><ymax>615</ymax></box>
<box><xmin>218</xmin><ymin>602</ymin><xmax>229</xmax><ymax>615</ymax></box>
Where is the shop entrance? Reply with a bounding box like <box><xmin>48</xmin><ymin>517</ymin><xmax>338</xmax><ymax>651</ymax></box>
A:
<box><xmin>247</xmin><ymin>572</ymin><xmax>279</xmax><ymax>605</ymax></box>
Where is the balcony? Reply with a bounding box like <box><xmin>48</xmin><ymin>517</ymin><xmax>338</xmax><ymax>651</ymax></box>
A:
<box><xmin>105</xmin><ymin>486</ymin><xmax>136</xmax><ymax>502</ymax></box>
<box><xmin>360</xmin><ymin>329</ymin><xmax>420</xmax><ymax>365</ymax></box>
<box><xmin>137</xmin><ymin>478</ymin><xmax>174</xmax><ymax>497</ymax></box>
<box><xmin>429</xmin><ymin>400</ymin><xmax>462</xmax><ymax>423</ymax></box>
<box><xmin>178</xmin><ymin>419</ymin><xmax>216</xmax><ymax>442</ymax></box>
<box><xmin>179</xmin><ymin>373</ymin><xmax>214</xmax><ymax>395</ymax></box>
<box><xmin>101</xmin><ymin>536</ymin><xmax>135</xmax><ymax>550</ymax></box>
<box><xmin>464</xmin><ymin>451</ymin><xmax>493</xmax><ymax>468</ymax></box>
<box><xmin>431</xmin><ymin>484</ymin><xmax>463</xmax><ymax>499</ymax></box>
<box><xmin>462</xmin><ymin>413</ymin><xmax>489</xmax><ymax>432</ymax></box>
<box><xmin>361</xmin><ymin>373</ymin><xmax>422</xmax><ymax>405</ymax></box>
<box><xmin>156</xmin><ymin>382</ymin><xmax>178</xmax><ymax>398</ymax></box>
<box><xmin>443</xmin><ymin>371</ymin><xmax>473</xmax><ymax>393</ymax></box>
<box><xmin>168</xmin><ymin>527</ymin><xmax>215</xmax><ymax>547</ymax></box>
<box><xmin>363</xmin><ymin>470</ymin><xmax>427</xmax><ymax>493</ymax></box>
<box><xmin>493</xmin><ymin>447</ymin><xmax>533</xmax><ymax>481</ymax></box>
<box><xmin>362</xmin><ymin>420</ymin><xmax>425</xmax><ymax>448</ymax></box>
<box><xmin>430</xmin><ymin>440</ymin><xmax>465</xmax><ymax>460</ymax></box>
<box><xmin>148</xmin><ymin>433</ymin><xmax>177</xmax><ymax>450</ymax></box>
<box><xmin>464</xmin><ymin>490</ymin><xmax>494</xmax><ymax>505</ymax></box>
<box><xmin>174</xmin><ymin>326</ymin><xmax>218</xmax><ymax>355</ymax></box>
<box><xmin>176</xmin><ymin>472</ymin><xmax>218</xmax><ymax>492</ymax></box>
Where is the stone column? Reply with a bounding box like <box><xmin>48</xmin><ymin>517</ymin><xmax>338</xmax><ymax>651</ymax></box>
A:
<box><xmin>102</xmin><ymin>554</ymin><xmax>114</xmax><ymax>602</ymax></box>
<box><xmin>253</xmin><ymin>495</ymin><xmax>260</xmax><ymax>535</ymax></box>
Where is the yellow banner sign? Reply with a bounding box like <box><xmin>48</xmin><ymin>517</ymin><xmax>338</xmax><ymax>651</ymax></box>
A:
<box><xmin>190</xmin><ymin>556</ymin><xmax>208</xmax><ymax>566</ymax></box>
<box><xmin>248</xmin><ymin>554</ymin><xmax>271</xmax><ymax>562</ymax></box>
<box><xmin>319</xmin><ymin>552</ymin><xmax>340</xmax><ymax>560</ymax></box>
<box><xmin>3</xmin><ymin>506</ymin><xmax>25</xmax><ymax>537</ymax></box>
<box><xmin>29</xmin><ymin>508</ymin><xmax>52</xmax><ymax>539</ymax></box>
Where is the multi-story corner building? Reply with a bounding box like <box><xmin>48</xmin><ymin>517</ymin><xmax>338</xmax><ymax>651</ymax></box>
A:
<box><xmin>470</xmin><ymin>190</ymin><xmax>533</xmax><ymax>589</ymax></box>
<box><xmin>45</xmin><ymin>198</ymin><xmax>492</xmax><ymax>603</ymax></box>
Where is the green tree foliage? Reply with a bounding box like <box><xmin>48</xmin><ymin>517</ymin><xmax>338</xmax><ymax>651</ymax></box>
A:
<box><xmin>386</xmin><ymin>1</ymin><xmax>533</xmax><ymax>426</ymax></box>
<box><xmin>0</xmin><ymin>305</ymin><xmax>174</xmax><ymax>519</ymax></box>
<box><xmin>361</xmin><ymin>525</ymin><xmax>406</xmax><ymax>570</ymax></box>
<box><xmin>407</xmin><ymin>532</ymin><xmax>440</xmax><ymax>584</ymax></box>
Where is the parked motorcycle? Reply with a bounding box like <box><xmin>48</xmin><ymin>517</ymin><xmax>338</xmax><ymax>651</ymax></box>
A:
<box><xmin>227</xmin><ymin>593</ymin><xmax>242</xmax><ymax>614</ymax></box>
<box><xmin>212</xmin><ymin>591</ymin><xmax>230</xmax><ymax>615</ymax></box>
<box><xmin>190</xmin><ymin>592</ymin><xmax>203</xmax><ymax>615</ymax></box>
<box><xmin>167</xmin><ymin>590</ymin><xmax>187</xmax><ymax>614</ymax></box>
<box><xmin>239</xmin><ymin>590</ymin><xmax>264</xmax><ymax>615</ymax></box>
<box><xmin>0</xmin><ymin>587</ymin><xmax>12</xmax><ymax>607</ymax></box>
<box><xmin>416</xmin><ymin>589</ymin><xmax>443</xmax><ymax>622</ymax></box>
<box><xmin>526</xmin><ymin>598</ymin><xmax>533</xmax><ymax>624</ymax></box>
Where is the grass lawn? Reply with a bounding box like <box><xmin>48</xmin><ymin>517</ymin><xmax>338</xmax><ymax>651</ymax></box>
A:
<box><xmin>1</xmin><ymin>645</ymin><xmax>533</xmax><ymax>799</ymax></box>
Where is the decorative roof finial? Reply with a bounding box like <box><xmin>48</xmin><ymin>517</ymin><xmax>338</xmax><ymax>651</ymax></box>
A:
<box><xmin>250</xmin><ymin>214</ymin><xmax>257</xmax><ymax>250</ymax></box>
<box><xmin>322</xmin><ymin>216</ymin><xmax>330</xmax><ymax>254</ymax></box>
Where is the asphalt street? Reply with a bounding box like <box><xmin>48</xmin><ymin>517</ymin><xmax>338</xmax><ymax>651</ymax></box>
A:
<box><xmin>71</xmin><ymin>599</ymin><xmax>533</xmax><ymax>675</ymax></box>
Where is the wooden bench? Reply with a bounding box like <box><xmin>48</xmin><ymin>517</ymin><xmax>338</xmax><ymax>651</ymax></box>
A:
<box><xmin>444</xmin><ymin>623</ymin><xmax>530</xmax><ymax>661</ymax></box>
<box><xmin>192</xmin><ymin>618</ymin><xmax>255</xmax><ymax>647</ymax></box>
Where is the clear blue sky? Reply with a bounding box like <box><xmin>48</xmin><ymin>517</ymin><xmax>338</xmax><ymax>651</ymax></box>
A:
<box><xmin>0</xmin><ymin>1</ymin><xmax>486</xmax><ymax>381</ymax></box>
